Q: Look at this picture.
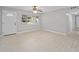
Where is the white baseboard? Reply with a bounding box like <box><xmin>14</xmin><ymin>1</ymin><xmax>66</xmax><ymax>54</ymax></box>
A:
<box><xmin>43</xmin><ymin>29</ymin><xmax>66</xmax><ymax>36</ymax></box>
<box><xmin>17</xmin><ymin>28</ymin><xmax>41</xmax><ymax>34</ymax></box>
<box><xmin>0</xmin><ymin>29</ymin><xmax>66</xmax><ymax>37</ymax></box>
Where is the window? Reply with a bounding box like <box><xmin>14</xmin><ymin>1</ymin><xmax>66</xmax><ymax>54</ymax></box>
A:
<box><xmin>22</xmin><ymin>15</ymin><xmax>39</xmax><ymax>25</ymax></box>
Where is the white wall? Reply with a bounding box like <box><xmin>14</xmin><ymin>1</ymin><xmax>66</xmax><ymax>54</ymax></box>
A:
<box><xmin>41</xmin><ymin>9</ymin><xmax>69</xmax><ymax>33</ymax></box>
<box><xmin>0</xmin><ymin>7</ymin><xmax>41</xmax><ymax>35</ymax></box>
<box><xmin>0</xmin><ymin>7</ymin><xmax>2</xmax><ymax>35</ymax></box>
<box><xmin>0</xmin><ymin>6</ymin><xmax>74</xmax><ymax>34</ymax></box>
<box><xmin>16</xmin><ymin>10</ymin><xmax>41</xmax><ymax>32</ymax></box>
<box><xmin>72</xmin><ymin>15</ymin><xmax>76</xmax><ymax>30</ymax></box>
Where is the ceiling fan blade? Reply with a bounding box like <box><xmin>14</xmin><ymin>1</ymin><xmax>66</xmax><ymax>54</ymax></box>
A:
<box><xmin>38</xmin><ymin>9</ymin><xmax>43</xmax><ymax>12</ymax></box>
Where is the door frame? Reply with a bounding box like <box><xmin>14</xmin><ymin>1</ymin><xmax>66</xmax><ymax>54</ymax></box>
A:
<box><xmin>66</xmin><ymin>12</ymin><xmax>79</xmax><ymax>32</ymax></box>
<box><xmin>2</xmin><ymin>10</ymin><xmax>17</xmax><ymax>35</ymax></box>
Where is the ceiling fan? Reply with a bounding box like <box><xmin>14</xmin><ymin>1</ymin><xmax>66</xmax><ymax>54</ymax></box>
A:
<box><xmin>32</xmin><ymin>6</ymin><xmax>43</xmax><ymax>13</ymax></box>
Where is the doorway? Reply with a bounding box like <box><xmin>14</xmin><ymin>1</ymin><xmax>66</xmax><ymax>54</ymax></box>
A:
<box><xmin>2</xmin><ymin>10</ymin><xmax>17</xmax><ymax>35</ymax></box>
<box><xmin>75</xmin><ymin>15</ymin><xmax>79</xmax><ymax>31</ymax></box>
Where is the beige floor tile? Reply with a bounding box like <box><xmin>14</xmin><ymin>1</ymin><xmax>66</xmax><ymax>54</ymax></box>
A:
<box><xmin>0</xmin><ymin>30</ymin><xmax>79</xmax><ymax>52</ymax></box>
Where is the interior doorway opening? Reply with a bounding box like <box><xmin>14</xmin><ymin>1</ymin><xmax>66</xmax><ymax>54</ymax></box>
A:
<box><xmin>66</xmin><ymin>12</ymin><xmax>79</xmax><ymax>33</ymax></box>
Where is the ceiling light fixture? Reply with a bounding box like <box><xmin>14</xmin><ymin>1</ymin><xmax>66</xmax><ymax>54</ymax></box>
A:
<box><xmin>33</xmin><ymin>6</ymin><xmax>38</xmax><ymax>13</ymax></box>
<box><xmin>33</xmin><ymin>10</ymin><xmax>38</xmax><ymax>13</ymax></box>
<box><xmin>32</xmin><ymin>6</ymin><xmax>43</xmax><ymax>14</ymax></box>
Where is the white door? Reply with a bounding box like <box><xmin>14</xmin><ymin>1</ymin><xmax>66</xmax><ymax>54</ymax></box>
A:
<box><xmin>2</xmin><ymin>10</ymin><xmax>17</xmax><ymax>35</ymax></box>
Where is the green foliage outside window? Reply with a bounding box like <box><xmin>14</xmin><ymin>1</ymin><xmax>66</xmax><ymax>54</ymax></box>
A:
<box><xmin>22</xmin><ymin>15</ymin><xmax>39</xmax><ymax>24</ymax></box>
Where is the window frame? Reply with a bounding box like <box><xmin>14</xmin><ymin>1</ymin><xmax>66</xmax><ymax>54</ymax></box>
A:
<box><xmin>21</xmin><ymin>15</ymin><xmax>39</xmax><ymax>25</ymax></box>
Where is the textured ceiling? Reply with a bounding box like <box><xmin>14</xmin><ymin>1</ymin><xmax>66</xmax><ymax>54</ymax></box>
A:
<box><xmin>7</xmin><ymin>6</ymin><xmax>70</xmax><ymax>13</ymax></box>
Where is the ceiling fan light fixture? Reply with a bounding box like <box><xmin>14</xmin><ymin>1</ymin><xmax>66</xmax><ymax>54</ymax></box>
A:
<box><xmin>32</xmin><ymin>6</ymin><xmax>43</xmax><ymax>13</ymax></box>
<box><xmin>33</xmin><ymin>10</ymin><xmax>38</xmax><ymax>13</ymax></box>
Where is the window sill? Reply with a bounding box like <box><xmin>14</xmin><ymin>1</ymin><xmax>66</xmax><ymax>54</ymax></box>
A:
<box><xmin>21</xmin><ymin>23</ymin><xmax>40</xmax><ymax>26</ymax></box>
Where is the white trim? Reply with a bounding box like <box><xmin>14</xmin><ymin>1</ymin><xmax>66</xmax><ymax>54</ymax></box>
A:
<box><xmin>43</xmin><ymin>29</ymin><xmax>66</xmax><ymax>36</ymax></box>
<box><xmin>17</xmin><ymin>28</ymin><xmax>41</xmax><ymax>34</ymax></box>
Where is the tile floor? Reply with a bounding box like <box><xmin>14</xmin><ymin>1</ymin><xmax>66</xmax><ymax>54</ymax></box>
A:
<box><xmin>0</xmin><ymin>30</ymin><xmax>79</xmax><ymax>52</ymax></box>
